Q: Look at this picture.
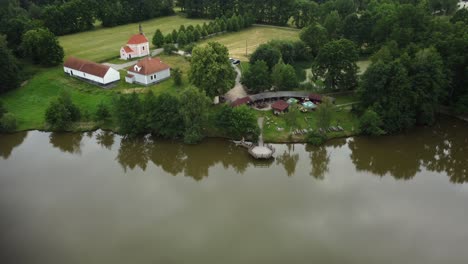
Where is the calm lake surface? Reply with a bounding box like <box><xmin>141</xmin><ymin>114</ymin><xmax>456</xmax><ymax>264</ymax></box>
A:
<box><xmin>1</xmin><ymin>117</ymin><xmax>467</xmax><ymax>264</ymax></box>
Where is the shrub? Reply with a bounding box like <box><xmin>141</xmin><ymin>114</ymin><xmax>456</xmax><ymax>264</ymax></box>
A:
<box><xmin>0</xmin><ymin>113</ymin><xmax>17</xmax><ymax>132</ymax></box>
<box><xmin>95</xmin><ymin>102</ymin><xmax>111</xmax><ymax>122</ymax></box>
<box><xmin>359</xmin><ymin>108</ymin><xmax>385</xmax><ymax>135</ymax></box>
<box><xmin>45</xmin><ymin>92</ymin><xmax>81</xmax><ymax>130</ymax></box>
<box><xmin>306</xmin><ymin>131</ymin><xmax>327</xmax><ymax>146</ymax></box>
<box><xmin>172</xmin><ymin>68</ymin><xmax>182</xmax><ymax>86</ymax></box>
<box><xmin>163</xmin><ymin>44</ymin><xmax>177</xmax><ymax>55</ymax></box>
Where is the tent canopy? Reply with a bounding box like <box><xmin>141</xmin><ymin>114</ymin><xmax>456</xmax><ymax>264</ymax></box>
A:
<box><xmin>302</xmin><ymin>101</ymin><xmax>316</xmax><ymax>109</ymax></box>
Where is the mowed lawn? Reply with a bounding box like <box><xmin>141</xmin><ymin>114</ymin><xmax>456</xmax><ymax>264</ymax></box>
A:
<box><xmin>59</xmin><ymin>15</ymin><xmax>211</xmax><ymax>62</ymax></box>
<box><xmin>198</xmin><ymin>26</ymin><xmax>300</xmax><ymax>61</ymax></box>
<box><xmin>1</xmin><ymin>55</ymin><xmax>191</xmax><ymax>130</ymax></box>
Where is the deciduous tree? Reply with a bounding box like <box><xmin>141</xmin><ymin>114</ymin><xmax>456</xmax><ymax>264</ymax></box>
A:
<box><xmin>189</xmin><ymin>42</ymin><xmax>236</xmax><ymax>98</ymax></box>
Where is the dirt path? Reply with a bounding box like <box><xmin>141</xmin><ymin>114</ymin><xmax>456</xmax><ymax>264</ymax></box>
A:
<box><xmin>224</xmin><ymin>65</ymin><xmax>247</xmax><ymax>102</ymax></box>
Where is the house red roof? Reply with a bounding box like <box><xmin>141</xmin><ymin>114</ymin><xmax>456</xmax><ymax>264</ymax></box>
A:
<box><xmin>127</xmin><ymin>34</ymin><xmax>148</xmax><ymax>45</ymax></box>
<box><xmin>127</xmin><ymin>57</ymin><xmax>170</xmax><ymax>75</ymax></box>
<box><xmin>123</xmin><ymin>46</ymin><xmax>134</xmax><ymax>53</ymax></box>
<box><xmin>271</xmin><ymin>100</ymin><xmax>289</xmax><ymax>111</ymax></box>
<box><xmin>64</xmin><ymin>57</ymin><xmax>111</xmax><ymax>78</ymax></box>
<box><xmin>309</xmin><ymin>93</ymin><xmax>323</xmax><ymax>102</ymax></box>
<box><xmin>231</xmin><ymin>96</ymin><xmax>251</xmax><ymax>107</ymax></box>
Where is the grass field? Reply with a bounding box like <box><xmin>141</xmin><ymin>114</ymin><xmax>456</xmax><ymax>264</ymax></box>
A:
<box><xmin>198</xmin><ymin>26</ymin><xmax>300</xmax><ymax>61</ymax></box>
<box><xmin>59</xmin><ymin>16</ymin><xmax>211</xmax><ymax>62</ymax></box>
<box><xmin>1</xmin><ymin>55</ymin><xmax>191</xmax><ymax>130</ymax></box>
<box><xmin>260</xmin><ymin>106</ymin><xmax>360</xmax><ymax>142</ymax></box>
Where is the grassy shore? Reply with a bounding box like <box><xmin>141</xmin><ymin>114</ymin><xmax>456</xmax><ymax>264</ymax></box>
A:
<box><xmin>259</xmin><ymin>106</ymin><xmax>360</xmax><ymax>143</ymax></box>
<box><xmin>1</xmin><ymin>55</ymin><xmax>191</xmax><ymax>131</ymax></box>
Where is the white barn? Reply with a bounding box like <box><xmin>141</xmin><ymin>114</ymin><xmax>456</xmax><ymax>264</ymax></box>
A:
<box><xmin>125</xmin><ymin>57</ymin><xmax>171</xmax><ymax>86</ymax></box>
<box><xmin>64</xmin><ymin>57</ymin><xmax>120</xmax><ymax>86</ymax></box>
<box><xmin>120</xmin><ymin>34</ymin><xmax>150</xmax><ymax>60</ymax></box>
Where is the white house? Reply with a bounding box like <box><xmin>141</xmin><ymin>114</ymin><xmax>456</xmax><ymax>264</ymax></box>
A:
<box><xmin>64</xmin><ymin>57</ymin><xmax>120</xmax><ymax>86</ymax></box>
<box><xmin>125</xmin><ymin>57</ymin><xmax>171</xmax><ymax>85</ymax></box>
<box><xmin>120</xmin><ymin>33</ymin><xmax>150</xmax><ymax>60</ymax></box>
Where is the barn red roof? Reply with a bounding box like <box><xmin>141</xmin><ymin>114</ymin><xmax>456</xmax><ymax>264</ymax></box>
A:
<box><xmin>127</xmin><ymin>57</ymin><xmax>170</xmax><ymax>75</ymax></box>
<box><xmin>231</xmin><ymin>96</ymin><xmax>252</xmax><ymax>107</ymax></box>
<box><xmin>127</xmin><ymin>34</ymin><xmax>149</xmax><ymax>45</ymax></box>
<box><xmin>64</xmin><ymin>57</ymin><xmax>111</xmax><ymax>78</ymax></box>
<box><xmin>271</xmin><ymin>100</ymin><xmax>289</xmax><ymax>111</ymax></box>
<box><xmin>309</xmin><ymin>93</ymin><xmax>323</xmax><ymax>102</ymax></box>
<box><xmin>123</xmin><ymin>46</ymin><xmax>134</xmax><ymax>53</ymax></box>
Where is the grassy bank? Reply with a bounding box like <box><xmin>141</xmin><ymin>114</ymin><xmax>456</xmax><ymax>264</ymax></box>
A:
<box><xmin>1</xmin><ymin>55</ymin><xmax>191</xmax><ymax>131</ymax></box>
<box><xmin>259</xmin><ymin>107</ymin><xmax>359</xmax><ymax>143</ymax></box>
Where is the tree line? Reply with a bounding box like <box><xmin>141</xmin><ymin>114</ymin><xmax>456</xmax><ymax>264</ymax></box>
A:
<box><xmin>44</xmin><ymin>87</ymin><xmax>258</xmax><ymax>144</ymax></box>
<box><xmin>0</xmin><ymin>0</ymin><xmax>174</xmax><ymax>38</ymax></box>
<box><xmin>153</xmin><ymin>14</ymin><xmax>254</xmax><ymax>50</ymax></box>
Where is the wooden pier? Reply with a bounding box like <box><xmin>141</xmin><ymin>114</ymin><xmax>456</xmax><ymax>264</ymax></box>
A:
<box><xmin>234</xmin><ymin>117</ymin><xmax>275</xmax><ymax>159</ymax></box>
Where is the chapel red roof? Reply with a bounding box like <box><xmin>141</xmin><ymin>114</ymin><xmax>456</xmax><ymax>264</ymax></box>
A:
<box><xmin>123</xmin><ymin>46</ymin><xmax>134</xmax><ymax>53</ymax></box>
<box><xmin>127</xmin><ymin>34</ymin><xmax>149</xmax><ymax>45</ymax></box>
<box><xmin>127</xmin><ymin>57</ymin><xmax>170</xmax><ymax>75</ymax></box>
<box><xmin>271</xmin><ymin>100</ymin><xmax>289</xmax><ymax>111</ymax></box>
<box><xmin>64</xmin><ymin>57</ymin><xmax>111</xmax><ymax>78</ymax></box>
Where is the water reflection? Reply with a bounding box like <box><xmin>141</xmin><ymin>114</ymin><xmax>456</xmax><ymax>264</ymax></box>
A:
<box><xmin>276</xmin><ymin>144</ymin><xmax>299</xmax><ymax>176</ymax></box>
<box><xmin>307</xmin><ymin>145</ymin><xmax>330</xmax><ymax>179</ymax></box>
<box><xmin>1</xmin><ymin>117</ymin><xmax>466</xmax><ymax>183</ymax></box>
<box><xmin>349</xmin><ymin>118</ymin><xmax>468</xmax><ymax>182</ymax></box>
<box><xmin>116</xmin><ymin>137</ymin><xmax>265</xmax><ymax>180</ymax></box>
<box><xmin>0</xmin><ymin>132</ymin><xmax>27</xmax><ymax>159</ymax></box>
<box><xmin>49</xmin><ymin>132</ymin><xmax>83</xmax><ymax>154</ymax></box>
<box><xmin>96</xmin><ymin>131</ymin><xmax>114</xmax><ymax>150</ymax></box>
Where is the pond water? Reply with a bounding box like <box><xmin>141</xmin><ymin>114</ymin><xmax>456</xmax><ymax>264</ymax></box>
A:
<box><xmin>1</xmin><ymin>117</ymin><xmax>467</xmax><ymax>264</ymax></box>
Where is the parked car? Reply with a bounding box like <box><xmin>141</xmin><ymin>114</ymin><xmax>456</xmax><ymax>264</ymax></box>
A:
<box><xmin>229</xmin><ymin>58</ymin><xmax>240</xmax><ymax>65</ymax></box>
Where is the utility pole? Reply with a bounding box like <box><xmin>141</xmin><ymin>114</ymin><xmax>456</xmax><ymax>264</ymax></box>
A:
<box><xmin>246</xmin><ymin>39</ymin><xmax>248</xmax><ymax>56</ymax></box>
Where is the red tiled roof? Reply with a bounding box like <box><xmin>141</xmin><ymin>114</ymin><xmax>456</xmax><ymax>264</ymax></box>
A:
<box><xmin>127</xmin><ymin>34</ymin><xmax>148</xmax><ymax>45</ymax></box>
<box><xmin>127</xmin><ymin>57</ymin><xmax>170</xmax><ymax>75</ymax></box>
<box><xmin>231</xmin><ymin>96</ymin><xmax>251</xmax><ymax>107</ymax></box>
<box><xmin>309</xmin><ymin>93</ymin><xmax>323</xmax><ymax>102</ymax></box>
<box><xmin>123</xmin><ymin>46</ymin><xmax>134</xmax><ymax>53</ymax></box>
<box><xmin>271</xmin><ymin>100</ymin><xmax>289</xmax><ymax>111</ymax></box>
<box><xmin>126</xmin><ymin>74</ymin><xmax>134</xmax><ymax>78</ymax></box>
<box><xmin>64</xmin><ymin>57</ymin><xmax>110</xmax><ymax>78</ymax></box>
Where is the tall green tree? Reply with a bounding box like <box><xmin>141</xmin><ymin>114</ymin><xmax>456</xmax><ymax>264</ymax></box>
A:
<box><xmin>359</xmin><ymin>60</ymin><xmax>416</xmax><ymax>133</ymax></box>
<box><xmin>313</xmin><ymin>39</ymin><xmax>358</xmax><ymax>90</ymax></box>
<box><xmin>324</xmin><ymin>10</ymin><xmax>342</xmax><ymax>38</ymax></box>
<box><xmin>152</xmin><ymin>29</ymin><xmax>164</xmax><ymax>48</ymax></box>
<box><xmin>21</xmin><ymin>27</ymin><xmax>64</xmax><ymax>66</ymax></box>
<box><xmin>189</xmin><ymin>42</ymin><xmax>236</xmax><ymax>98</ymax></box>
<box><xmin>272</xmin><ymin>60</ymin><xmax>298</xmax><ymax>91</ymax></box>
<box><xmin>145</xmin><ymin>92</ymin><xmax>184</xmax><ymax>139</ymax></box>
<box><xmin>241</xmin><ymin>60</ymin><xmax>271</xmax><ymax>93</ymax></box>
<box><xmin>113</xmin><ymin>93</ymin><xmax>145</xmax><ymax>137</ymax></box>
<box><xmin>316</xmin><ymin>98</ymin><xmax>334</xmax><ymax>131</ymax></box>
<box><xmin>179</xmin><ymin>86</ymin><xmax>211</xmax><ymax>144</ymax></box>
<box><xmin>0</xmin><ymin>35</ymin><xmax>20</xmax><ymax>93</ymax></box>
<box><xmin>215</xmin><ymin>104</ymin><xmax>259</xmax><ymax>139</ymax></box>
<box><xmin>249</xmin><ymin>43</ymin><xmax>281</xmax><ymax>71</ymax></box>
<box><xmin>299</xmin><ymin>23</ymin><xmax>328</xmax><ymax>56</ymax></box>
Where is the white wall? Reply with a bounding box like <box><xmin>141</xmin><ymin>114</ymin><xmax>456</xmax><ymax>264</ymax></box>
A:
<box><xmin>64</xmin><ymin>66</ymin><xmax>104</xmax><ymax>84</ymax></box>
<box><xmin>128</xmin><ymin>43</ymin><xmax>149</xmax><ymax>57</ymax></box>
<box><xmin>103</xmin><ymin>67</ymin><xmax>120</xmax><ymax>84</ymax></box>
<box><xmin>128</xmin><ymin>69</ymin><xmax>171</xmax><ymax>85</ymax></box>
<box><xmin>64</xmin><ymin>66</ymin><xmax>120</xmax><ymax>85</ymax></box>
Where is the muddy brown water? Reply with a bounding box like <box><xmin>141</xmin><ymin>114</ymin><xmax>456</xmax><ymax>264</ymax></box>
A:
<box><xmin>0</xmin><ymin>117</ymin><xmax>467</xmax><ymax>264</ymax></box>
